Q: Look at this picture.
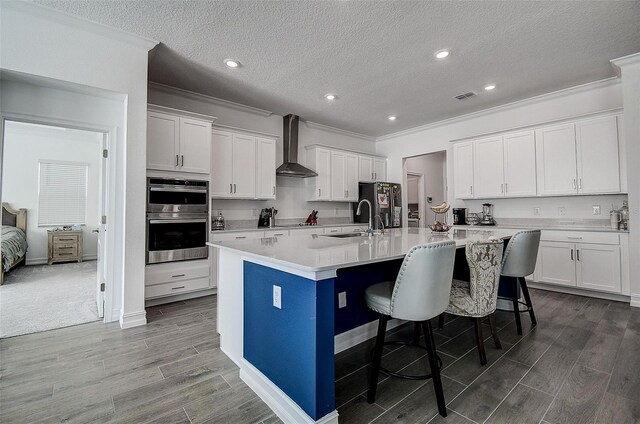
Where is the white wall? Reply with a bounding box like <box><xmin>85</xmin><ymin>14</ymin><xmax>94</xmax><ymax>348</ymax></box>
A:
<box><xmin>0</xmin><ymin>2</ymin><xmax>156</xmax><ymax>327</ymax></box>
<box><xmin>376</xmin><ymin>79</ymin><xmax>625</xmax><ymax>222</ymax></box>
<box><xmin>405</xmin><ymin>152</ymin><xmax>446</xmax><ymax>207</ymax></box>
<box><xmin>2</xmin><ymin>122</ymin><xmax>101</xmax><ymax>264</ymax></box>
<box><xmin>148</xmin><ymin>84</ymin><xmax>378</xmax><ymax>222</ymax></box>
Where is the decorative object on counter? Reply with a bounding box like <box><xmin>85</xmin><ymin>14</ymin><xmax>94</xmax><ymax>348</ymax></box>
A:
<box><xmin>452</xmin><ymin>208</ymin><xmax>467</xmax><ymax>225</ymax></box>
<box><xmin>618</xmin><ymin>200</ymin><xmax>629</xmax><ymax>230</ymax></box>
<box><xmin>428</xmin><ymin>221</ymin><xmax>450</xmax><ymax>233</ymax></box>
<box><xmin>429</xmin><ymin>202</ymin><xmax>450</xmax><ymax>232</ymax></box>
<box><xmin>466</xmin><ymin>212</ymin><xmax>480</xmax><ymax>226</ymax></box>
<box><xmin>270</xmin><ymin>207</ymin><xmax>278</xmax><ymax>228</ymax></box>
<box><xmin>304</xmin><ymin>210</ymin><xmax>319</xmax><ymax>225</ymax></box>
<box><xmin>258</xmin><ymin>208</ymin><xmax>278</xmax><ymax>228</ymax></box>
<box><xmin>212</xmin><ymin>210</ymin><xmax>225</xmax><ymax>231</ymax></box>
<box><xmin>478</xmin><ymin>203</ymin><xmax>496</xmax><ymax>226</ymax></box>
<box><xmin>610</xmin><ymin>209</ymin><xmax>621</xmax><ymax>230</ymax></box>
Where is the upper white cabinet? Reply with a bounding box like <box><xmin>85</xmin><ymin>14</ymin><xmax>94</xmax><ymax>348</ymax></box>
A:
<box><xmin>576</xmin><ymin>116</ymin><xmax>620</xmax><ymax>194</ymax></box>
<box><xmin>330</xmin><ymin>151</ymin><xmax>359</xmax><ymax>201</ymax></box>
<box><xmin>503</xmin><ymin>131</ymin><xmax>537</xmax><ymax>197</ymax></box>
<box><xmin>147</xmin><ymin>111</ymin><xmax>211</xmax><ymax>174</ymax></box>
<box><xmin>453</xmin><ymin>141</ymin><xmax>475</xmax><ymax>199</ymax></box>
<box><xmin>473</xmin><ymin>136</ymin><xmax>505</xmax><ymax>198</ymax></box>
<box><xmin>210</xmin><ymin>129</ymin><xmax>276</xmax><ymax>199</ymax></box>
<box><xmin>307</xmin><ymin>147</ymin><xmax>332</xmax><ymax>201</ymax></box>
<box><xmin>358</xmin><ymin>156</ymin><xmax>373</xmax><ymax>181</ymax></box>
<box><xmin>535</xmin><ymin>123</ymin><xmax>578</xmax><ymax>196</ymax></box>
<box><xmin>373</xmin><ymin>158</ymin><xmax>387</xmax><ymax>181</ymax></box>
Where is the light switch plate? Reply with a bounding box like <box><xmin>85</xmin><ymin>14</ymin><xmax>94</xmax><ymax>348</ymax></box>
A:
<box><xmin>593</xmin><ymin>205</ymin><xmax>601</xmax><ymax>215</ymax></box>
<box><xmin>534</xmin><ymin>207</ymin><xmax>541</xmax><ymax>215</ymax></box>
<box><xmin>338</xmin><ymin>292</ymin><xmax>347</xmax><ymax>308</ymax></box>
<box><xmin>273</xmin><ymin>285</ymin><xmax>282</xmax><ymax>309</ymax></box>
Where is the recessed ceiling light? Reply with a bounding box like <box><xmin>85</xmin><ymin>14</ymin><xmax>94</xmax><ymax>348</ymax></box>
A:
<box><xmin>388</xmin><ymin>115</ymin><xmax>398</xmax><ymax>121</ymax></box>
<box><xmin>484</xmin><ymin>84</ymin><xmax>496</xmax><ymax>91</ymax></box>
<box><xmin>435</xmin><ymin>50</ymin><xmax>450</xmax><ymax>59</ymax></box>
<box><xmin>325</xmin><ymin>94</ymin><xmax>337</xmax><ymax>100</ymax></box>
<box><xmin>224</xmin><ymin>59</ymin><xmax>240</xmax><ymax>68</ymax></box>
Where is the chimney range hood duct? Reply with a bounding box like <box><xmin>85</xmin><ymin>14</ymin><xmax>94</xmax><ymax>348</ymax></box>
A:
<box><xmin>276</xmin><ymin>114</ymin><xmax>318</xmax><ymax>178</ymax></box>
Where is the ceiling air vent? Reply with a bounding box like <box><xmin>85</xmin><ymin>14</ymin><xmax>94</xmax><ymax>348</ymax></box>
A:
<box><xmin>454</xmin><ymin>91</ymin><xmax>477</xmax><ymax>100</ymax></box>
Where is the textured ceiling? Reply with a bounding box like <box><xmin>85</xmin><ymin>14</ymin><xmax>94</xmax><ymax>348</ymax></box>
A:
<box><xmin>35</xmin><ymin>1</ymin><xmax>640</xmax><ymax>137</ymax></box>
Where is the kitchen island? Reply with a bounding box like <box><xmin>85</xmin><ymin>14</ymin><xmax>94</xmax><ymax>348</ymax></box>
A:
<box><xmin>208</xmin><ymin>227</ymin><xmax>520</xmax><ymax>424</ymax></box>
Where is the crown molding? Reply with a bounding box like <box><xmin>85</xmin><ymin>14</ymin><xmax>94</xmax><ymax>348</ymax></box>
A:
<box><xmin>148</xmin><ymin>82</ymin><xmax>274</xmax><ymax>117</ymax></box>
<box><xmin>148</xmin><ymin>103</ymin><xmax>217</xmax><ymax>122</ymax></box>
<box><xmin>303</xmin><ymin>121</ymin><xmax>375</xmax><ymax>142</ymax></box>
<box><xmin>376</xmin><ymin>77</ymin><xmax>621</xmax><ymax>142</ymax></box>
<box><xmin>2</xmin><ymin>1</ymin><xmax>158</xmax><ymax>51</ymax></box>
<box><xmin>212</xmin><ymin>123</ymin><xmax>278</xmax><ymax>139</ymax></box>
<box><xmin>611</xmin><ymin>52</ymin><xmax>640</xmax><ymax>68</ymax></box>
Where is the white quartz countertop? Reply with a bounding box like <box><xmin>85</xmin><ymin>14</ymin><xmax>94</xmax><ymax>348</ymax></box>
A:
<box><xmin>452</xmin><ymin>224</ymin><xmax>628</xmax><ymax>233</ymax></box>
<box><xmin>207</xmin><ymin>227</ymin><xmax>519</xmax><ymax>273</ymax></box>
<box><xmin>211</xmin><ymin>222</ymin><xmax>363</xmax><ymax>234</ymax></box>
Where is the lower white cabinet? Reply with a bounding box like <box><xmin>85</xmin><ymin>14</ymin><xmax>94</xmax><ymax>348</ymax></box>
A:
<box><xmin>535</xmin><ymin>231</ymin><xmax>622</xmax><ymax>294</ymax></box>
<box><xmin>145</xmin><ymin>259</ymin><xmax>212</xmax><ymax>299</ymax></box>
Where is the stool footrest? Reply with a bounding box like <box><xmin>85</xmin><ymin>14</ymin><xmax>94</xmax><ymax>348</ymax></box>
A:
<box><xmin>372</xmin><ymin>340</ymin><xmax>443</xmax><ymax>381</ymax></box>
<box><xmin>496</xmin><ymin>296</ymin><xmax>532</xmax><ymax>313</ymax></box>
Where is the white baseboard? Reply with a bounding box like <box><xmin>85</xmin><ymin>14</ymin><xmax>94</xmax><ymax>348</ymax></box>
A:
<box><xmin>145</xmin><ymin>288</ymin><xmax>217</xmax><ymax>307</ymax></box>
<box><xmin>119</xmin><ymin>310</ymin><xmax>147</xmax><ymax>329</ymax></box>
<box><xmin>631</xmin><ymin>296</ymin><xmax>640</xmax><ymax>308</ymax></box>
<box><xmin>240</xmin><ymin>359</ymin><xmax>339</xmax><ymax>424</ymax></box>
<box><xmin>26</xmin><ymin>256</ymin><xmax>97</xmax><ymax>266</ymax></box>
<box><xmin>334</xmin><ymin>318</ymin><xmax>404</xmax><ymax>354</ymax></box>
<box><xmin>528</xmin><ymin>282</ymin><xmax>631</xmax><ymax>303</ymax></box>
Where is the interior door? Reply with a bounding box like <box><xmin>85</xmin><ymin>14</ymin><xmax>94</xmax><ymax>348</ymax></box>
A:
<box><xmin>96</xmin><ymin>133</ymin><xmax>109</xmax><ymax>318</ymax></box>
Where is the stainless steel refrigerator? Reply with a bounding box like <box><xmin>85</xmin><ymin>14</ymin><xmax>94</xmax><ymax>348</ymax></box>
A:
<box><xmin>354</xmin><ymin>182</ymin><xmax>402</xmax><ymax>229</ymax></box>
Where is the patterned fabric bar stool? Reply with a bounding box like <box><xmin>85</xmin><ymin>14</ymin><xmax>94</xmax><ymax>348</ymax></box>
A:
<box><xmin>444</xmin><ymin>239</ymin><xmax>504</xmax><ymax>365</ymax></box>
<box><xmin>365</xmin><ymin>240</ymin><xmax>456</xmax><ymax>418</ymax></box>
<box><xmin>500</xmin><ymin>230</ymin><xmax>541</xmax><ymax>335</ymax></box>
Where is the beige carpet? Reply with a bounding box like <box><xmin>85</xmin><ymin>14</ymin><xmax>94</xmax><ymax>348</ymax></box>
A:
<box><xmin>0</xmin><ymin>261</ymin><xmax>100</xmax><ymax>338</ymax></box>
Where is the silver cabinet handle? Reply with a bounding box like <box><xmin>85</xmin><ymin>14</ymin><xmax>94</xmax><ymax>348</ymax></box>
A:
<box><xmin>470</xmin><ymin>185</ymin><xmax>473</xmax><ymax>195</ymax></box>
<box><xmin>572</xmin><ymin>179</ymin><xmax>576</xmax><ymax>189</ymax></box>
<box><xmin>171</xmin><ymin>286</ymin><xmax>185</xmax><ymax>290</ymax></box>
<box><xmin>345</xmin><ymin>190</ymin><xmax>348</xmax><ymax>198</ymax></box>
<box><xmin>175</xmin><ymin>155</ymin><xmax>179</xmax><ymax>167</ymax></box>
<box><xmin>567</xmin><ymin>237</ymin><xmax>582</xmax><ymax>240</ymax></box>
<box><xmin>171</xmin><ymin>274</ymin><xmax>185</xmax><ymax>278</ymax></box>
<box><xmin>234</xmin><ymin>184</ymin><xmax>237</xmax><ymax>193</ymax></box>
<box><xmin>570</xmin><ymin>249</ymin><xmax>574</xmax><ymax>261</ymax></box>
<box><xmin>576</xmin><ymin>249</ymin><xmax>580</xmax><ymax>261</ymax></box>
<box><xmin>501</xmin><ymin>184</ymin><xmax>504</xmax><ymax>193</ymax></box>
<box><xmin>579</xmin><ymin>178</ymin><xmax>583</xmax><ymax>189</ymax></box>
<box><xmin>273</xmin><ymin>186</ymin><xmax>276</xmax><ymax>195</ymax></box>
<box><xmin>274</xmin><ymin>233</ymin><xmax>284</xmax><ymax>236</ymax></box>
<box><xmin>235</xmin><ymin>236</ymin><xmax>246</xmax><ymax>239</ymax></box>
<box><xmin>181</xmin><ymin>155</ymin><xmax>184</xmax><ymax>167</ymax></box>
<box><xmin>318</xmin><ymin>188</ymin><xmax>321</xmax><ymax>197</ymax></box>
<box><xmin>230</xmin><ymin>183</ymin><xmax>233</xmax><ymax>194</ymax></box>
<box><xmin>505</xmin><ymin>183</ymin><xmax>507</xmax><ymax>193</ymax></box>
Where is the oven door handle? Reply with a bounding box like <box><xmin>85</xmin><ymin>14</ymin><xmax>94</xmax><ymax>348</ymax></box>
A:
<box><xmin>148</xmin><ymin>219</ymin><xmax>207</xmax><ymax>224</ymax></box>
<box><xmin>149</xmin><ymin>187</ymin><xmax>208</xmax><ymax>194</ymax></box>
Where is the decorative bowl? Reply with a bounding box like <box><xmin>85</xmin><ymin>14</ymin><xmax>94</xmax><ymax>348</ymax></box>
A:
<box><xmin>428</xmin><ymin>223</ymin><xmax>450</xmax><ymax>233</ymax></box>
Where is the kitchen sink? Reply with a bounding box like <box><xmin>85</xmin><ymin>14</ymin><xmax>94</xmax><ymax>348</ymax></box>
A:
<box><xmin>322</xmin><ymin>232</ymin><xmax>366</xmax><ymax>238</ymax></box>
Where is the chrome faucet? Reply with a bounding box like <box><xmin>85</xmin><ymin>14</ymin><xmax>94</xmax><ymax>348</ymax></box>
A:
<box><xmin>356</xmin><ymin>199</ymin><xmax>374</xmax><ymax>235</ymax></box>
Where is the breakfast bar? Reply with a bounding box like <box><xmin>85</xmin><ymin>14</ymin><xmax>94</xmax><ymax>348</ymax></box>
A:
<box><xmin>208</xmin><ymin>227</ymin><xmax>520</xmax><ymax>424</ymax></box>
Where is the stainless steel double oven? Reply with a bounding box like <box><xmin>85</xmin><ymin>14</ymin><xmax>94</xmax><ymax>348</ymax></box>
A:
<box><xmin>146</xmin><ymin>178</ymin><xmax>209</xmax><ymax>264</ymax></box>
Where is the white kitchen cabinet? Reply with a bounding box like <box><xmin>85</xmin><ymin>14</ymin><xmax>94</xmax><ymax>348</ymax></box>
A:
<box><xmin>576</xmin><ymin>116</ymin><xmax>620</xmax><ymax>194</ymax></box>
<box><xmin>330</xmin><ymin>151</ymin><xmax>359</xmax><ymax>201</ymax></box>
<box><xmin>474</xmin><ymin>136</ymin><xmax>505</xmax><ymax>198</ymax></box>
<box><xmin>358</xmin><ymin>156</ymin><xmax>374</xmax><ymax>181</ymax></box>
<box><xmin>453</xmin><ymin>141</ymin><xmax>475</xmax><ymax>199</ymax></box>
<box><xmin>538</xmin><ymin>241</ymin><xmax>577</xmax><ymax>287</ymax></box>
<box><xmin>345</xmin><ymin>154</ymin><xmax>359</xmax><ymax>201</ymax></box>
<box><xmin>211</xmin><ymin>231</ymin><xmax>265</xmax><ymax>242</ymax></box>
<box><xmin>145</xmin><ymin>259</ymin><xmax>212</xmax><ymax>300</ymax></box>
<box><xmin>575</xmin><ymin>243</ymin><xmax>621</xmax><ymax>293</ymax></box>
<box><xmin>307</xmin><ymin>147</ymin><xmax>332</xmax><ymax>201</ymax></box>
<box><xmin>503</xmin><ymin>130</ymin><xmax>537</xmax><ymax>196</ymax></box>
<box><xmin>147</xmin><ymin>111</ymin><xmax>211</xmax><ymax>174</ymax></box>
<box><xmin>256</xmin><ymin>137</ymin><xmax>277</xmax><ymax>199</ymax></box>
<box><xmin>232</xmin><ymin>134</ymin><xmax>257</xmax><ymax>198</ymax></box>
<box><xmin>264</xmin><ymin>229</ymin><xmax>289</xmax><ymax>237</ymax></box>
<box><xmin>324</xmin><ymin>227</ymin><xmax>343</xmax><ymax>235</ymax></box>
<box><xmin>373</xmin><ymin>158</ymin><xmax>387</xmax><ymax>181</ymax></box>
<box><xmin>211</xmin><ymin>130</ymin><xmax>234</xmax><ymax>197</ymax></box>
<box><xmin>290</xmin><ymin>227</ymin><xmax>325</xmax><ymax>236</ymax></box>
<box><xmin>535</xmin><ymin>123</ymin><xmax>578</xmax><ymax>196</ymax></box>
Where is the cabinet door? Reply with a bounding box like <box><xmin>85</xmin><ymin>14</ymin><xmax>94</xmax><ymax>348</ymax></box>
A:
<box><xmin>147</xmin><ymin>111</ymin><xmax>179</xmax><ymax>171</ymax></box>
<box><xmin>345</xmin><ymin>154</ymin><xmax>359</xmax><ymax>201</ymax></box>
<box><xmin>453</xmin><ymin>141</ymin><xmax>475</xmax><ymax>199</ymax></box>
<box><xmin>210</xmin><ymin>130</ymin><xmax>234</xmax><ymax>197</ymax></box>
<box><xmin>576</xmin><ymin>244</ymin><xmax>621</xmax><ymax>293</ymax></box>
<box><xmin>232</xmin><ymin>134</ymin><xmax>256</xmax><ymax>198</ymax></box>
<box><xmin>374</xmin><ymin>158</ymin><xmax>386</xmax><ymax>181</ymax></box>
<box><xmin>256</xmin><ymin>137</ymin><xmax>276</xmax><ymax>199</ymax></box>
<box><xmin>503</xmin><ymin>130</ymin><xmax>537</xmax><ymax>197</ymax></box>
<box><xmin>535</xmin><ymin>123</ymin><xmax>577</xmax><ymax>196</ymax></box>
<box><xmin>474</xmin><ymin>136</ymin><xmax>505</xmax><ymax>198</ymax></box>
<box><xmin>576</xmin><ymin>116</ymin><xmax>620</xmax><ymax>194</ymax></box>
<box><xmin>178</xmin><ymin>118</ymin><xmax>211</xmax><ymax>174</ymax></box>
<box><xmin>358</xmin><ymin>156</ymin><xmax>374</xmax><ymax>182</ymax></box>
<box><xmin>538</xmin><ymin>242</ymin><xmax>576</xmax><ymax>287</ymax></box>
<box><xmin>313</xmin><ymin>149</ymin><xmax>332</xmax><ymax>200</ymax></box>
<box><xmin>331</xmin><ymin>151</ymin><xmax>346</xmax><ymax>201</ymax></box>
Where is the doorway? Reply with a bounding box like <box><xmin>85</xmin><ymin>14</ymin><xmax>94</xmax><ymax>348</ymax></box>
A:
<box><xmin>0</xmin><ymin>120</ymin><xmax>109</xmax><ymax>337</ymax></box>
<box><xmin>403</xmin><ymin>151</ymin><xmax>447</xmax><ymax>228</ymax></box>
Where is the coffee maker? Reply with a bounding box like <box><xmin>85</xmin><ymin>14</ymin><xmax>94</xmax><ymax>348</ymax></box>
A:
<box><xmin>479</xmin><ymin>203</ymin><xmax>496</xmax><ymax>226</ymax></box>
<box><xmin>452</xmin><ymin>208</ymin><xmax>467</xmax><ymax>225</ymax></box>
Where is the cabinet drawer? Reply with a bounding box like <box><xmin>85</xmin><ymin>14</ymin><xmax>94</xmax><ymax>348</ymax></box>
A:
<box><xmin>541</xmin><ymin>231</ymin><xmax>619</xmax><ymax>245</ymax></box>
<box><xmin>264</xmin><ymin>229</ymin><xmax>289</xmax><ymax>237</ymax></box>
<box><xmin>54</xmin><ymin>241</ymin><xmax>78</xmax><ymax>249</ymax></box>
<box><xmin>145</xmin><ymin>260</ymin><xmax>210</xmax><ymax>286</ymax></box>
<box><xmin>145</xmin><ymin>276</ymin><xmax>210</xmax><ymax>299</ymax></box>
<box><xmin>343</xmin><ymin>226</ymin><xmax>366</xmax><ymax>233</ymax></box>
<box><xmin>324</xmin><ymin>227</ymin><xmax>343</xmax><ymax>234</ymax></box>
<box><xmin>290</xmin><ymin>227</ymin><xmax>324</xmax><ymax>236</ymax></box>
<box><xmin>54</xmin><ymin>235</ymin><xmax>78</xmax><ymax>243</ymax></box>
<box><xmin>53</xmin><ymin>248</ymin><xmax>78</xmax><ymax>259</ymax></box>
<box><xmin>211</xmin><ymin>231</ymin><xmax>264</xmax><ymax>242</ymax></box>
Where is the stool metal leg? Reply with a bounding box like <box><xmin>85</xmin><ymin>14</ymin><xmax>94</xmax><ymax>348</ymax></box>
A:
<box><xmin>511</xmin><ymin>278</ymin><xmax>523</xmax><ymax>335</ymax></box>
<box><xmin>473</xmin><ymin>318</ymin><xmax>487</xmax><ymax>366</ymax></box>
<box><xmin>438</xmin><ymin>313</ymin><xmax>445</xmax><ymax>330</ymax></box>
<box><xmin>368</xmin><ymin>315</ymin><xmax>389</xmax><ymax>404</ymax></box>
<box><xmin>422</xmin><ymin>320</ymin><xmax>447</xmax><ymax>418</ymax></box>
<box><xmin>488</xmin><ymin>313</ymin><xmax>502</xmax><ymax>350</ymax></box>
<box><xmin>412</xmin><ymin>322</ymin><xmax>422</xmax><ymax>345</ymax></box>
<box><xmin>519</xmin><ymin>277</ymin><xmax>537</xmax><ymax>326</ymax></box>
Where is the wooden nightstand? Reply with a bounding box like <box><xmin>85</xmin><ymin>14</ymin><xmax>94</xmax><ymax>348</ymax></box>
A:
<box><xmin>48</xmin><ymin>230</ymin><xmax>83</xmax><ymax>265</ymax></box>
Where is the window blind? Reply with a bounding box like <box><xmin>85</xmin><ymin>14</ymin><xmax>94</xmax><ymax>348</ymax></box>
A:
<box><xmin>38</xmin><ymin>161</ymin><xmax>88</xmax><ymax>226</ymax></box>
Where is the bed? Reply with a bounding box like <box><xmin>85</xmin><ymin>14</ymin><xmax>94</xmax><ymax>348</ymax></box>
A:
<box><xmin>1</xmin><ymin>202</ymin><xmax>28</xmax><ymax>285</ymax></box>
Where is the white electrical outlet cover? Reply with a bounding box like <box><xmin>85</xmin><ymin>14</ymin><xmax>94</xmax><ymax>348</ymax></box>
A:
<box><xmin>273</xmin><ymin>285</ymin><xmax>282</xmax><ymax>309</ymax></box>
<box><xmin>534</xmin><ymin>207</ymin><xmax>541</xmax><ymax>215</ymax></box>
<box><xmin>558</xmin><ymin>207</ymin><xmax>566</xmax><ymax>216</ymax></box>
<box><xmin>338</xmin><ymin>292</ymin><xmax>347</xmax><ymax>308</ymax></box>
<box><xmin>593</xmin><ymin>205</ymin><xmax>601</xmax><ymax>215</ymax></box>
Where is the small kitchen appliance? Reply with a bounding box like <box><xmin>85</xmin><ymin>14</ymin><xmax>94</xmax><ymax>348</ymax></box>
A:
<box><xmin>258</xmin><ymin>208</ymin><xmax>278</xmax><ymax>228</ymax></box>
<box><xmin>452</xmin><ymin>208</ymin><xmax>467</xmax><ymax>225</ymax></box>
<box><xmin>479</xmin><ymin>203</ymin><xmax>496</xmax><ymax>226</ymax></box>
<box><xmin>354</xmin><ymin>182</ymin><xmax>402</xmax><ymax>229</ymax></box>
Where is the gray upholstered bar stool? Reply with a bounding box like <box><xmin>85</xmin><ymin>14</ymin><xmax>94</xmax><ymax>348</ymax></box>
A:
<box><xmin>365</xmin><ymin>240</ymin><xmax>456</xmax><ymax>418</ymax></box>
<box><xmin>443</xmin><ymin>239</ymin><xmax>504</xmax><ymax>365</ymax></box>
<box><xmin>500</xmin><ymin>230</ymin><xmax>541</xmax><ymax>335</ymax></box>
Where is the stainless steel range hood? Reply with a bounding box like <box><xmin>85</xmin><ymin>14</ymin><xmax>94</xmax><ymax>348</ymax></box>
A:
<box><xmin>276</xmin><ymin>114</ymin><xmax>318</xmax><ymax>178</ymax></box>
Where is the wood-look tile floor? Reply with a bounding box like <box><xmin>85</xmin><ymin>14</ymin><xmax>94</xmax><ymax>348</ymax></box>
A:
<box><xmin>1</xmin><ymin>289</ymin><xmax>638</xmax><ymax>423</ymax></box>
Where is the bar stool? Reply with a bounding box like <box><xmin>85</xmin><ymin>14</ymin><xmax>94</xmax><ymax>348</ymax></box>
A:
<box><xmin>500</xmin><ymin>230</ymin><xmax>541</xmax><ymax>335</ymax></box>
<box><xmin>443</xmin><ymin>240</ymin><xmax>504</xmax><ymax>365</ymax></box>
<box><xmin>365</xmin><ymin>240</ymin><xmax>456</xmax><ymax>418</ymax></box>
